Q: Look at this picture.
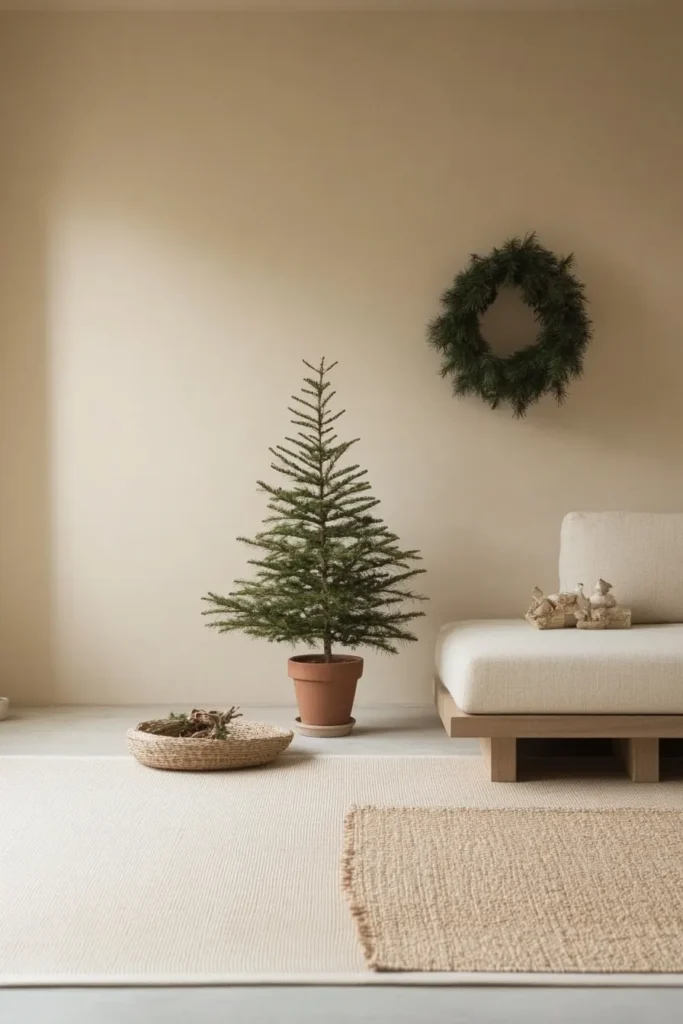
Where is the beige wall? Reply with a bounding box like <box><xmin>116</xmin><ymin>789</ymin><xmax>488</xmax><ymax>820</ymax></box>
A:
<box><xmin>1</xmin><ymin>11</ymin><xmax>683</xmax><ymax>706</ymax></box>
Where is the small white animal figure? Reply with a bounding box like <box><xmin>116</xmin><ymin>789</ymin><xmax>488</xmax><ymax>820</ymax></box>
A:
<box><xmin>590</xmin><ymin>578</ymin><xmax>617</xmax><ymax>610</ymax></box>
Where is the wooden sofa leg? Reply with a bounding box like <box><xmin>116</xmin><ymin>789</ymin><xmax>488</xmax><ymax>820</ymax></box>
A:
<box><xmin>614</xmin><ymin>738</ymin><xmax>660</xmax><ymax>782</ymax></box>
<box><xmin>480</xmin><ymin>737</ymin><xmax>517</xmax><ymax>782</ymax></box>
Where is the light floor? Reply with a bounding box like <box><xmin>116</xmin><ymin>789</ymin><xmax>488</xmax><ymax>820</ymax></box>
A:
<box><xmin>0</xmin><ymin>702</ymin><xmax>478</xmax><ymax>756</ymax></box>
<box><xmin>2</xmin><ymin>704</ymin><xmax>682</xmax><ymax>1024</ymax></box>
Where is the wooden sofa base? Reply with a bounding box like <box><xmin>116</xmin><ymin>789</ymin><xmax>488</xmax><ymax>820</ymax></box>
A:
<box><xmin>435</xmin><ymin>678</ymin><xmax>683</xmax><ymax>783</ymax></box>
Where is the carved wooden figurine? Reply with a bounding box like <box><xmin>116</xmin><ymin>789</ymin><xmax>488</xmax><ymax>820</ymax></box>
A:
<box><xmin>576</xmin><ymin>579</ymin><xmax>631</xmax><ymax>630</ymax></box>
<box><xmin>527</xmin><ymin>579</ymin><xmax>631</xmax><ymax>630</ymax></box>
<box><xmin>546</xmin><ymin>583</ymin><xmax>590</xmax><ymax>626</ymax></box>
<box><xmin>526</xmin><ymin>587</ymin><xmax>567</xmax><ymax>629</ymax></box>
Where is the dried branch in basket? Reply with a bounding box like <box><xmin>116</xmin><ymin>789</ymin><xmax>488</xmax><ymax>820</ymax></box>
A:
<box><xmin>138</xmin><ymin>707</ymin><xmax>242</xmax><ymax>740</ymax></box>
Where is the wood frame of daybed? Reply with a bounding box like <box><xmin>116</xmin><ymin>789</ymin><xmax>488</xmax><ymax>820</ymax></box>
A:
<box><xmin>434</xmin><ymin>677</ymin><xmax>683</xmax><ymax>782</ymax></box>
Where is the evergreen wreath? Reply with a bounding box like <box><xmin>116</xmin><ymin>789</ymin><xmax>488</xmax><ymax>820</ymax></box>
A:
<box><xmin>427</xmin><ymin>234</ymin><xmax>592</xmax><ymax>417</ymax></box>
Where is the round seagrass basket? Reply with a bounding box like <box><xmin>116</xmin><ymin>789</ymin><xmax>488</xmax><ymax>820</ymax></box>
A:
<box><xmin>127</xmin><ymin>720</ymin><xmax>294</xmax><ymax>771</ymax></box>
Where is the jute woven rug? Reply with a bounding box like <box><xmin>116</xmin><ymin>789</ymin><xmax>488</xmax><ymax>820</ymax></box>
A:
<box><xmin>2</xmin><ymin>754</ymin><xmax>683</xmax><ymax>986</ymax></box>
<box><xmin>343</xmin><ymin>806</ymin><xmax>683</xmax><ymax>974</ymax></box>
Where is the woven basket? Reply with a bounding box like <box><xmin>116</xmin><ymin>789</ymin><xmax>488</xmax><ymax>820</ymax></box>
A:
<box><xmin>127</xmin><ymin>720</ymin><xmax>294</xmax><ymax>771</ymax></box>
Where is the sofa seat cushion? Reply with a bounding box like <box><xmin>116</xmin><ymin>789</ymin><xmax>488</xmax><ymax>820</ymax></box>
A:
<box><xmin>436</xmin><ymin>619</ymin><xmax>683</xmax><ymax>715</ymax></box>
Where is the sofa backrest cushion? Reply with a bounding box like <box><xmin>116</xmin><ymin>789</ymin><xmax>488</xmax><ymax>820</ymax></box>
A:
<box><xmin>559</xmin><ymin>511</ymin><xmax>683</xmax><ymax>625</ymax></box>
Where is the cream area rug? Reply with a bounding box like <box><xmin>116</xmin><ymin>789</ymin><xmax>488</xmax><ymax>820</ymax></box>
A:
<box><xmin>1</xmin><ymin>754</ymin><xmax>683</xmax><ymax>987</ymax></box>
<box><xmin>343</xmin><ymin>806</ymin><xmax>683</xmax><ymax>974</ymax></box>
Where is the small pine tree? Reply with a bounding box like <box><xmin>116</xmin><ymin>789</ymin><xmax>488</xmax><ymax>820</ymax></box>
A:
<box><xmin>202</xmin><ymin>358</ymin><xmax>426</xmax><ymax>661</ymax></box>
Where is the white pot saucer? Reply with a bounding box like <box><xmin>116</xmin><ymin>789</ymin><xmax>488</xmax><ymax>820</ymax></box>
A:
<box><xmin>294</xmin><ymin>716</ymin><xmax>355</xmax><ymax>738</ymax></box>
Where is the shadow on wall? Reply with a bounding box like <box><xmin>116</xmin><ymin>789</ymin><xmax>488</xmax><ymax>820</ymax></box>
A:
<box><xmin>0</xmin><ymin>31</ymin><xmax>55</xmax><ymax>704</ymax></box>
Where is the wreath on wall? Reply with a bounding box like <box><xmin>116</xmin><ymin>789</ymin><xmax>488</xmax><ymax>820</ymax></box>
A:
<box><xmin>427</xmin><ymin>234</ymin><xmax>592</xmax><ymax>417</ymax></box>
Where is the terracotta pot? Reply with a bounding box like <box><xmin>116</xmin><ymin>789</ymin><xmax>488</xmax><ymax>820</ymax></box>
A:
<box><xmin>288</xmin><ymin>654</ymin><xmax>364</xmax><ymax>727</ymax></box>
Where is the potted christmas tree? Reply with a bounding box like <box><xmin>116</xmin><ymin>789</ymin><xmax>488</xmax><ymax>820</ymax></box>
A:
<box><xmin>202</xmin><ymin>358</ymin><xmax>426</xmax><ymax>736</ymax></box>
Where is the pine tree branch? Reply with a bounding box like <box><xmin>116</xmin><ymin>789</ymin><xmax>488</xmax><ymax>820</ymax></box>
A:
<box><xmin>272</xmin><ymin>443</ymin><xmax>319</xmax><ymax>469</ymax></box>
<box><xmin>288</xmin><ymin>414</ymin><xmax>318</xmax><ymax>430</ymax></box>
<box><xmin>321</xmin><ymin>408</ymin><xmax>345</xmax><ymax>426</ymax></box>
<box><xmin>270</xmin><ymin>447</ymin><xmax>320</xmax><ymax>478</ymax></box>
<box><xmin>290</xmin><ymin>394</ymin><xmax>320</xmax><ymax>414</ymax></box>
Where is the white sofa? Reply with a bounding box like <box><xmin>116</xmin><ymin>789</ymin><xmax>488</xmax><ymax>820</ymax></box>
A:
<box><xmin>434</xmin><ymin>512</ymin><xmax>683</xmax><ymax>781</ymax></box>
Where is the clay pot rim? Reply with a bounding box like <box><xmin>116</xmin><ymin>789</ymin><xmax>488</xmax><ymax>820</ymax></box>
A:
<box><xmin>289</xmin><ymin>654</ymin><xmax>363</xmax><ymax>666</ymax></box>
